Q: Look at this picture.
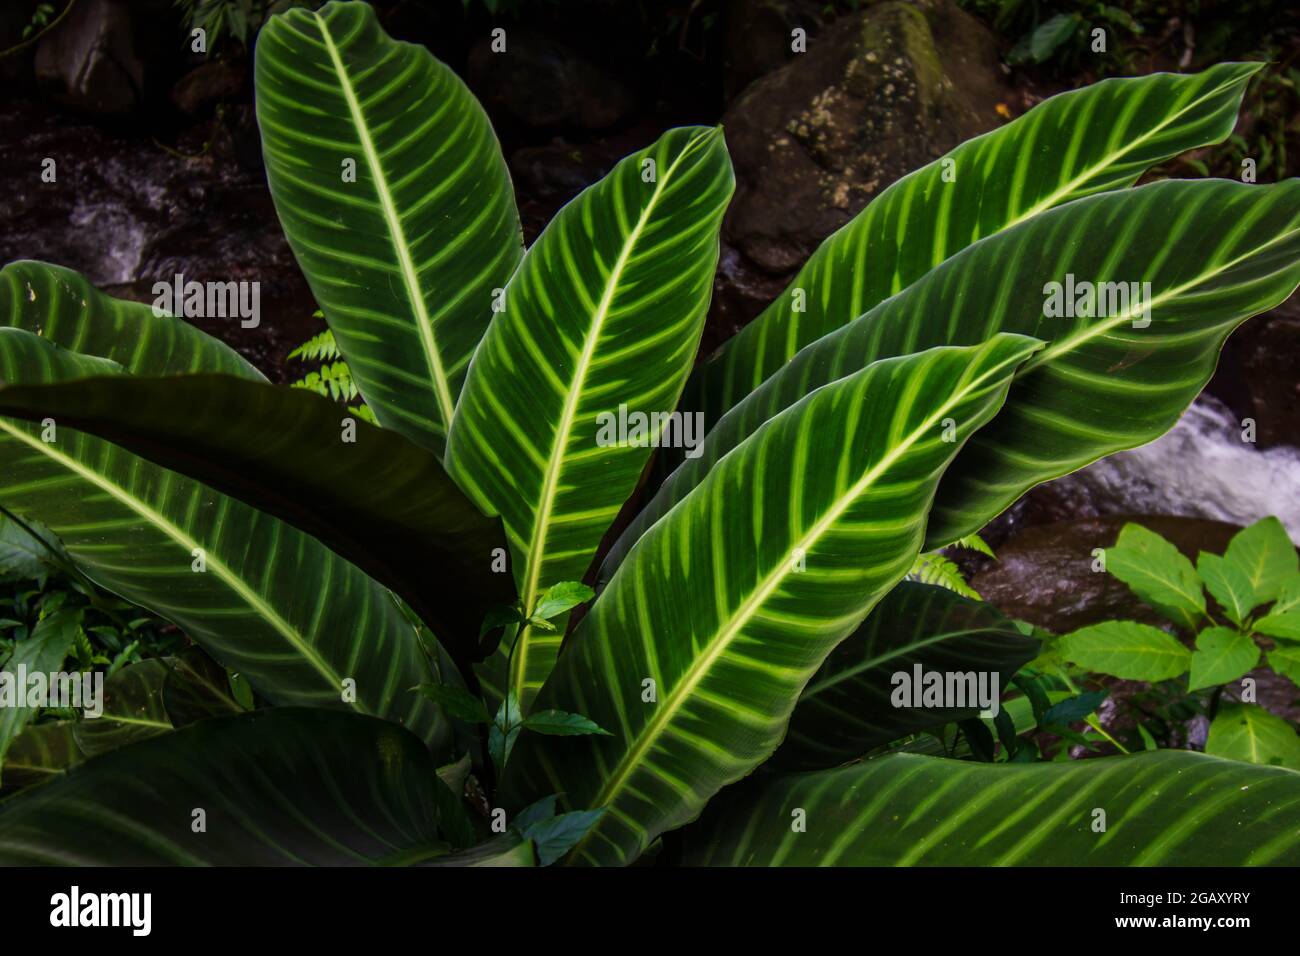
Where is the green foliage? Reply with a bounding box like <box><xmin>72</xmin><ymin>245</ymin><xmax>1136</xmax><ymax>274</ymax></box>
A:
<box><xmin>959</xmin><ymin>0</ymin><xmax>1300</xmax><ymax>180</ymax></box>
<box><xmin>286</xmin><ymin>326</ymin><xmax>341</xmax><ymax>363</ymax></box>
<box><xmin>1058</xmin><ymin>620</ymin><xmax>1193</xmax><ymax>682</ymax></box>
<box><xmin>21</xmin><ymin>4</ymin><xmax>56</xmax><ymax>41</ymax></box>
<box><xmin>0</xmin><ymin>514</ymin><xmax>178</xmax><ymax>682</ymax></box>
<box><xmin>0</xmin><ymin>516</ymin><xmax>239</xmax><ymax>790</ymax></box>
<box><xmin>1207</xmin><ymin>703</ymin><xmax>1300</xmax><ymax>770</ymax></box>
<box><xmin>909</xmin><ymin>552</ymin><xmax>980</xmax><ymax>598</ymax></box>
<box><xmin>0</xmin><ymin>2</ymin><xmax>1298</xmax><ymax>866</ymax></box>
<box><xmin>907</xmin><ymin>534</ymin><xmax>994</xmax><ymax>599</ymax></box>
<box><xmin>1048</xmin><ymin>518</ymin><xmax>1300</xmax><ymax>767</ymax></box>
<box><xmin>175</xmin><ymin>0</ymin><xmax>319</xmax><ymax>51</ymax></box>
<box><xmin>287</xmin><ymin>322</ymin><xmax>376</xmax><ymax>424</ymax></box>
<box><xmin>509</xmin><ymin>794</ymin><xmax>604</xmax><ymax>867</ymax></box>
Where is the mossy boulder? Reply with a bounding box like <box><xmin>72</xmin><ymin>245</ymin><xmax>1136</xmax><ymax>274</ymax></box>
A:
<box><xmin>714</xmin><ymin>0</ymin><xmax>1010</xmax><ymax>334</ymax></box>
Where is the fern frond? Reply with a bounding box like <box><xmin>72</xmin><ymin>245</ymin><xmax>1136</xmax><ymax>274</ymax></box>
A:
<box><xmin>347</xmin><ymin>404</ymin><xmax>378</xmax><ymax>425</ymax></box>
<box><xmin>951</xmin><ymin>533</ymin><xmax>996</xmax><ymax>559</ymax></box>
<box><xmin>287</xmin><ymin>328</ymin><xmax>340</xmax><ymax>363</ymax></box>
<box><xmin>908</xmin><ymin>552</ymin><xmax>981</xmax><ymax>599</ymax></box>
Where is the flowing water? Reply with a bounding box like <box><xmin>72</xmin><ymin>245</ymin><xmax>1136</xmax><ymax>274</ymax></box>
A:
<box><xmin>0</xmin><ymin>99</ymin><xmax>319</xmax><ymax>379</ymax></box>
<box><xmin>1037</xmin><ymin>395</ymin><xmax>1300</xmax><ymax>543</ymax></box>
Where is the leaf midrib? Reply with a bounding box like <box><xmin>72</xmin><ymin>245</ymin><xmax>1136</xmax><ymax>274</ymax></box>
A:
<box><xmin>510</xmin><ymin>129</ymin><xmax>716</xmax><ymax>704</ymax></box>
<box><xmin>312</xmin><ymin>11</ymin><xmax>456</xmax><ymax>431</ymax></box>
<box><xmin>1002</xmin><ymin>69</ymin><xmax>1250</xmax><ymax>231</ymax></box>
<box><xmin>800</xmin><ymin>626</ymin><xmax>999</xmax><ymax>697</ymax></box>
<box><xmin>575</xmin><ymin>346</ymin><xmax>1032</xmax><ymax>856</ymax></box>
<box><xmin>0</xmin><ymin>419</ymin><xmax>357</xmax><ymax>709</ymax></box>
<box><xmin>1024</xmin><ymin>221</ymin><xmax>1300</xmax><ymax>374</ymax></box>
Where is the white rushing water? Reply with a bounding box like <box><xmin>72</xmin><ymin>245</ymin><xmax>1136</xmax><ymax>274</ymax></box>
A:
<box><xmin>1041</xmin><ymin>395</ymin><xmax>1300</xmax><ymax>543</ymax></box>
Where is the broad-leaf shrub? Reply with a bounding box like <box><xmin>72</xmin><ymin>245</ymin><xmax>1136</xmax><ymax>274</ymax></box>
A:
<box><xmin>0</xmin><ymin>2</ymin><xmax>1297</xmax><ymax>866</ymax></box>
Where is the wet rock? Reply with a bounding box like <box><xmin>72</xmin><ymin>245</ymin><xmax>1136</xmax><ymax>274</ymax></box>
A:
<box><xmin>126</xmin><ymin>171</ymin><xmax>317</xmax><ymax>378</ymax></box>
<box><xmin>714</xmin><ymin>0</ymin><xmax>1009</xmax><ymax>324</ymax></box>
<box><xmin>34</xmin><ymin>0</ymin><xmax>144</xmax><ymax>114</ymax></box>
<box><xmin>0</xmin><ymin>99</ymin><xmax>316</xmax><ymax>380</ymax></box>
<box><xmin>512</xmin><ymin>141</ymin><xmax>603</xmax><ymax>200</ymax></box>
<box><xmin>0</xmin><ymin>100</ymin><xmax>161</xmax><ymax>286</ymax></box>
<box><xmin>721</xmin><ymin>0</ymin><xmax>827</xmax><ymax>102</ymax></box>
<box><xmin>971</xmin><ymin>515</ymin><xmax>1241</xmax><ymax>635</ymax></box>
<box><xmin>208</xmin><ymin>103</ymin><xmax>264</xmax><ymax>172</ymax></box>
<box><xmin>467</xmin><ymin>31</ymin><xmax>635</xmax><ymax>131</ymax></box>
<box><xmin>1235</xmin><ymin>294</ymin><xmax>1300</xmax><ymax>449</ymax></box>
<box><xmin>172</xmin><ymin>59</ymin><xmax>246</xmax><ymax>115</ymax></box>
<box><xmin>509</xmin><ymin>124</ymin><xmax>676</xmax><ymax>242</ymax></box>
<box><xmin>707</xmin><ymin>243</ymin><xmax>786</xmax><ymax>355</ymax></box>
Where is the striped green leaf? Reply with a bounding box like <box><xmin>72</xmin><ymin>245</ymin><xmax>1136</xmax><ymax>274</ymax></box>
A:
<box><xmin>0</xmin><ymin>368</ymin><xmax>514</xmax><ymax>667</ymax></box>
<box><xmin>681</xmin><ymin>62</ymin><xmax>1259</xmax><ymax>431</ymax></box>
<box><xmin>447</xmin><ymin>126</ymin><xmax>733</xmax><ymax>711</ymax></box>
<box><xmin>0</xmin><ymin>722</ymin><xmax>81</xmax><ymax>796</ymax></box>
<box><xmin>679</xmin><ymin>750</ymin><xmax>1300</xmax><ymax>865</ymax></box>
<box><xmin>0</xmin><ymin>709</ymin><xmax>453</xmax><ymax>865</ymax></box>
<box><xmin>0</xmin><ymin>326</ymin><xmax>448</xmax><ymax>750</ymax></box>
<box><xmin>772</xmin><ymin>582</ymin><xmax>1037</xmax><ymax>771</ymax></box>
<box><xmin>0</xmin><ymin>512</ymin><xmax>65</xmax><ymax>584</ymax></box>
<box><xmin>607</xmin><ymin>178</ymin><xmax>1300</xmax><ymax>573</ymax></box>
<box><xmin>1</xmin><ymin>261</ymin><xmax>259</xmax><ymax>378</ymax></box>
<box><xmin>162</xmin><ymin>647</ymin><xmax>246</xmax><ymax>728</ymax></box>
<box><xmin>256</xmin><ymin>0</ymin><xmax>524</xmax><ymax>454</ymax></box>
<box><xmin>502</xmin><ymin>335</ymin><xmax>1044</xmax><ymax>866</ymax></box>
<box><xmin>72</xmin><ymin>659</ymin><xmax>173</xmax><ymax>757</ymax></box>
<box><xmin>419</xmin><ymin>834</ymin><xmax>537</xmax><ymax>867</ymax></box>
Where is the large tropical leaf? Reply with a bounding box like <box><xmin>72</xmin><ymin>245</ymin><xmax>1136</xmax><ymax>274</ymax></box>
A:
<box><xmin>256</xmin><ymin>0</ymin><xmax>524</xmax><ymax>454</ymax></box>
<box><xmin>446</xmin><ymin>125</ymin><xmax>733</xmax><ymax>711</ymax></box>
<box><xmin>680</xmin><ymin>62</ymin><xmax>1260</xmax><ymax>430</ymax></box>
<box><xmin>0</xmin><ymin>370</ymin><xmax>514</xmax><ymax>665</ymax></box>
<box><xmin>162</xmin><ymin>647</ymin><xmax>246</xmax><ymax>728</ymax></box>
<box><xmin>0</xmin><ymin>327</ymin><xmax>448</xmax><ymax>749</ymax></box>
<box><xmin>0</xmin><ymin>721</ymin><xmax>81</xmax><ymax>795</ymax></box>
<box><xmin>678</xmin><ymin>750</ymin><xmax>1300</xmax><ymax>865</ymax></box>
<box><xmin>608</xmin><ymin>178</ymin><xmax>1300</xmax><ymax>573</ymax></box>
<box><xmin>502</xmin><ymin>335</ymin><xmax>1044</xmax><ymax>866</ymax></box>
<box><xmin>72</xmin><ymin>659</ymin><xmax>173</xmax><ymax>758</ymax></box>
<box><xmin>419</xmin><ymin>835</ymin><xmax>536</xmax><ymax>867</ymax></box>
<box><xmin>0</xmin><ymin>709</ymin><xmax>454</xmax><ymax>865</ymax></box>
<box><xmin>772</xmin><ymin>582</ymin><xmax>1037</xmax><ymax>771</ymax></box>
<box><xmin>0</xmin><ymin>261</ymin><xmax>259</xmax><ymax>378</ymax></box>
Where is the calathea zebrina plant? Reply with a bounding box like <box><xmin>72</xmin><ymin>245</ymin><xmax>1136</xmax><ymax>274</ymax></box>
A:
<box><xmin>0</xmin><ymin>0</ymin><xmax>1298</xmax><ymax>866</ymax></box>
